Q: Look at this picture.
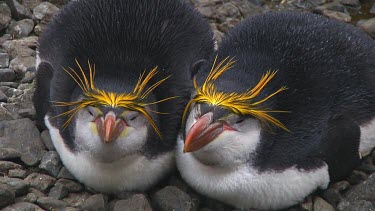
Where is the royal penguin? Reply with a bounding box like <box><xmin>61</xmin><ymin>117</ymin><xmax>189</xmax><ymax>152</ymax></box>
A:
<box><xmin>176</xmin><ymin>11</ymin><xmax>375</xmax><ymax>210</ymax></box>
<box><xmin>33</xmin><ymin>0</ymin><xmax>214</xmax><ymax>193</ymax></box>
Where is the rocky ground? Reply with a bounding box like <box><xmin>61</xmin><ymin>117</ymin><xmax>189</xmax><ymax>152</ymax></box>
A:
<box><xmin>0</xmin><ymin>0</ymin><xmax>374</xmax><ymax>210</ymax></box>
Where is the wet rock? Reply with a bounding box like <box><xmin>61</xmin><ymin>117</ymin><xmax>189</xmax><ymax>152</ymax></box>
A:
<box><xmin>8</xmin><ymin>169</ymin><xmax>27</xmax><ymax>178</ymax></box>
<box><xmin>49</xmin><ymin>183</ymin><xmax>69</xmax><ymax>200</ymax></box>
<box><xmin>331</xmin><ymin>180</ymin><xmax>351</xmax><ymax>193</ymax></box>
<box><xmin>20</xmin><ymin>68</ymin><xmax>36</xmax><ymax>83</ymax></box>
<box><xmin>2</xmin><ymin>202</ymin><xmax>43</xmax><ymax>211</ymax></box>
<box><xmin>0</xmin><ymin>148</ymin><xmax>20</xmax><ymax>160</ymax></box>
<box><xmin>33</xmin><ymin>2</ymin><xmax>59</xmax><ymax>21</ymax></box>
<box><xmin>347</xmin><ymin>170</ymin><xmax>368</xmax><ymax>185</ymax></box>
<box><xmin>358</xmin><ymin>18</ymin><xmax>375</xmax><ymax>39</ymax></box>
<box><xmin>0</xmin><ymin>81</ymin><xmax>18</xmax><ymax>88</ymax></box>
<box><xmin>18</xmin><ymin>107</ymin><xmax>36</xmax><ymax>119</ymax></box>
<box><xmin>0</xmin><ymin>53</ymin><xmax>9</xmax><ymax>68</ymax></box>
<box><xmin>322</xmin><ymin>10</ymin><xmax>351</xmax><ymax>22</ymax></box>
<box><xmin>0</xmin><ymin>68</ymin><xmax>15</xmax><ymax>82</ymax></box>
<box><xmin>82</xmin><ymin>194</ymin><xmax>108</xmax><ymax>211</ymax></box>
<box><xmin>38</xmin><ymin>151</ymin><xmax>62</xmax><ymax>177</ymax></box>
<box><xmin>322</xmin><ymin>188</ymin><xmax>341</xmax><ymax>206</ymax></box>
<box><xmin>152</xmin><ymin>186</ymin><xmax>195</xmax><ymax>211</ymax></box>
<box><xmin>24</xmin><ymin>173</ymin><xmax>56</xmax><ymax>192</ymax></box>
<box><xmin>0</xmin><ymin>161</ymin><xmax>22</xmax><ymax>172</ymax></box>
<box><xmin>6</xmin><ymin>0</ymin><xmax>34</xmax><ymax>20</ymax></box>
<box><xmin>113</xmin><ymin>194</ymin><xmax>151</xmax><ymax>211</ymax></box>
<box><xmin>9</xmin><ymin>56</ymin><xmax>35</xmax><ymax>73</ymax></box>
<box><xmin>56</xmin><ymin>178</ymin><xmax>84</xmax><ymax>193</ymax></box>
<box><xmin>340</xmin><ymin>0</ymin><xmax>360</xmax><ymax>7</ymax></box>
<box><xmin>0</xmin><ymin>184</ymin><xmax>15</xmax><ymax>209</ymax></box>
<box><xmin>300</xmin><ymin>196</ymin><xmax>313</xmax><ymax>211</ymax></box>
<box><xmin>0</xmin><ymin>177</ymin><xmax>28</xmax><ymax>196</ymax></box>
<box><xmin>213</xmin><ymin>29</ymin><xmax>224</xmax><ymax>44</ymax></box>
<box><xmin>41</xmin><ymin>130</ymin><xmax>55</xmax><ymax>151</ymax></box>
<box><xmin>7</xmin><ymin>19</ymin><xmax>34</xmax><ymax>38</ymax></box>
<box><xmin>63</xmin><ymin>192</ymin><xmax>92</xmax><ymax>208</ymax></box>
<box><xmin>0</xmin><ymin>119</ymin><xmax>46</xmax><ymax>166</ymax></box>
<box><xmin>313</xmin><ymin>197</ymin><xmax>335</xmax><ymax>211</ymax></box>
<box><xmin>37</xmin><ymin>196</ymin><xmax>69</xmax><ymax>210</ymax></box>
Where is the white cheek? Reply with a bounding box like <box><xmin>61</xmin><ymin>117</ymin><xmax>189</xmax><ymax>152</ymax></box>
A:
<box><xmin>185</xmin><ymin>108</ymin><xmax>198</xmax><ymax>137</ymax></box>
<box><xmin>117</xmin><ymin>126</ymin><xmax>148</xmax><ymax>152</ymax></box>
<box><xmin>74</xmin><ymin>121</ymin><xmax>100</xmax><ymax>151</ymax></box>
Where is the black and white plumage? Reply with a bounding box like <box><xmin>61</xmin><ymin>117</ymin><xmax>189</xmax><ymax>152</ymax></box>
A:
<box><xmin>176</xmin><ymin>11</ymin><xmax>375</xmax><ymax>210</ymax></box>
<box><xmin>33</xmin><ymin>0</ymin><xmax>213</xmax><ymax>193</ymax></box>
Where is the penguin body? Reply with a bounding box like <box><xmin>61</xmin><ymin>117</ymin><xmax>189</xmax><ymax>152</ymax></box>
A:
<box><xmin>176</xmin><ymin>11</ymin><xmax>375</xmax><ymax>210</ymax></box>
<box><xmin>33</xmin><ymin>0</ymin><xmax>213</xmax><ymax>192</ymax></box>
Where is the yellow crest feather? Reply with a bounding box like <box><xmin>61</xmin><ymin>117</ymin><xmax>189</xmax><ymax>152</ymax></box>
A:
<box><xmin>183</xmin><ymin>55</ymin><xmax>289</xmax><ymax>132</ymax></box>
<box><xmin>52</xmin><ymin>59</ymin><xmax>177</xmax><ymax>139</ymax></box>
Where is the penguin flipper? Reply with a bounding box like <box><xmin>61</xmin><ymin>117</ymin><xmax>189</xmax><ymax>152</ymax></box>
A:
<box><xmin>319</xmin><ymin>115</ymin><xmax>361</xmax><ymax>182</ymax></box>
<box><xmin>33</xmin><ymin>62</ymin><xmax>54</xmax><ymax>129</ymax></box>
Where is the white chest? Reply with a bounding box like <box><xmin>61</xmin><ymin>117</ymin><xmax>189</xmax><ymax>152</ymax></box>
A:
<box><xmin>176</xmin><ymin>135</ymin><xmax>330</xmax><ymax>210</ymax></box>
<box><xmin>45</xmin><ymin>115</ymin><xmax>174</xmax><ymax>193</ymax></box>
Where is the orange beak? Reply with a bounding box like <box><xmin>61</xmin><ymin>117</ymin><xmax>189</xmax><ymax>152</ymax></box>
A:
<box><xmin>183</xmin><ymin>112</ymin><xmax>224</xmax><ymax>153</ymax></box>
<box><xmin>96</xmin><ymin>111</ymin><xmax>125</xmax><ymax>143</ymax></box>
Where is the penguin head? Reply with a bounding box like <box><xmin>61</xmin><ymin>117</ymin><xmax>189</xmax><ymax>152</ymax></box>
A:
<box><xmin>181</xmin><ymin>56</ymin><xmax>289</xmax><ymax>166</ymax></box>
<box><xmin>53</xmin><ymin>60</ymin><xmax>173</xmax><ymax>162</ymax></box>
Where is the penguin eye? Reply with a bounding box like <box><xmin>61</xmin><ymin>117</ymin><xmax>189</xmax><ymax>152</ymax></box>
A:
<box><xmin>126</xmin><ymin>111</ymin><xmax>140</xmax><ymax>121</ymax></box>
<box><xmin>87</xmin><ymin>106</ymin><xmax>99</xmax><ymax>117</ymax></box>
<box><xmin>235</xmin><ymin>118</ymin><xmax>245</xmax><ymax>124</ymax></box>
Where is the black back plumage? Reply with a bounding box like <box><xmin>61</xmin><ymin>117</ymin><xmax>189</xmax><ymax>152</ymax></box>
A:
<box><xmin>195</xmin><ymin>11</ymin><xmax>375</xmax><ymax>179</ymax></box>
<box><xmin>34</xmin><ymin>0</ymin><xmax>214</xmax><ymax>155</ymax></box>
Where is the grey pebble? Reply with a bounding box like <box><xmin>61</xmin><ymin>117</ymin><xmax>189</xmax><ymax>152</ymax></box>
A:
<box><xmin>0</xmin><ymin>177</ymin><xmax>28</xmax><ymax>196</ymax></box>
<box><xmin>33</xmin><ymin>2</ymin><xmax>59</xmax><ymax>21</ymax></box>
<box><xmin>57</xmin><ymin>167</ymin><xmax>75</xmax><ymax>180</ymax></box>
<box><xmin>114</xmin><ymin>194</ymin><xmax>152</xmax><ymax>211</ymax></box>
<box><xmin>0</xmin><ymin>118</ymin><xmax>46</xmax><ymax>166</ymax></box>
<box><xmin>340</xmin><ymin>0</ymin><xmax>360</xmax><ymax>7</ymax></box>
<box><xmin>24</xmin><ymin>172</ymin><xmax>56</xmax><ymax>192</ymax></box>
<box><xmin>313</xmin><ymin>196</ymin><xmax>335</xmax><ymax>211</ymax></box>
<box><xmin>36</xmin><ymin>196</ymin><xmax>69</xmax><ymax>210</ymax></box>
<box><xmin>82</xmin><ymin>194</ymin><xmax>108</xmax><ymax>211</ymax></box>
<box><xmin>6</xmin><ymin>0</ymin><xmax>34</xmax><ymax>20</ymax></box>
<box><xmin>49</xmin><ymin>183</ymin><xmax>69</xmax><ymax>200</ymax></box>
<box><xmin>0</xmin><ymin>89</ymin><xmax>7</xmax><ymax>102</ymax></box>
<box><xmin>8</xmin><ymin>169</ymin><xmax>27</xmax><ymax>179</ymax></box>
<box><xmin>0</xmin><ymin>160</ymin><xmax>22</xmax><ymax>172</ymax></box>
<box><xmin>151</xmin><ymin>186</ymin><xmax>195</xmax><ymax>211</ymax></box>
<box><xmin>2</xmin><ymin>202</ymin><xmax>44</xmax><ymax>211</ymax></box>
<box><xmin>358</xmin><ymin>18</ymin><xmax>375</xmax><ymax>39</ymax></box>
<box><xmin>0</xmin><ymin>53</ymin><xmax>9</xmax><ymax>68</ymax></box>
<box><xmin>0</xmin><ymin>3</ymin><xmax>11</xmax><ymax>31</ymax></box>
<box><xmin>38</xmin><ymin>151</ymin><xmax>62</xmax><ymax>177</ymax></box>
<box><xmin>56</xmin><ymin>178</ymin><xmax>84</xmax><ymax>193</ymax></box>
<box><xmin>41</xmin><ymin>130</ymin><xmax>55</xmax><ymax>151</ymax></box>
<box><xmin>9</xmin><ymin>56</ymin><xmax>36</xmax><ymax>74</ymax></box>
<box><xmin>0</xmin><ymin>68</ymin><xmax>16</xmax><ymax>82</ymax></box>
<box><xmin>7</xmin><ymin>19</ymin><xmax>34</xmax><ymax>38</ymax></box>
<box><xmin>347</xmin><ymin>170</ymin><xmax>368</xmax><ymax>185</ymax></box>
<box><xmin>63</xmin><ymin>192</ymin><xmax>92</xmax><ymax>208</ymax></box>
<box><xmin>0</xmin><ymin>183</ymin><xmax>15</xmax><ymax>209</ymax></box>
<box><xmin>24</xmin><ymin>192</ymin><xmax>38</xmax><ymax>203</ymax></box>
<box><xmin>0</xmin><ymin>148</ymin><xmax>21</xmax><ymax>160</ymax></box>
